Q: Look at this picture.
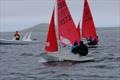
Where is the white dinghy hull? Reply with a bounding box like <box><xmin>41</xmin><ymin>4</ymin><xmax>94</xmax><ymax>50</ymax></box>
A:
<box><xmin>40</xmin><ymin>50</ymin><xmax>94</xmax><ymax>62</ymax></box>
<box><xmin>0</xmin><ymin>39</ymin><xmax>40</xmax><ymax>45</ymax></box>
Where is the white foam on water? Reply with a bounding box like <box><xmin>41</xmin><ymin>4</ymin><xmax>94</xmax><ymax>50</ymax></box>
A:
<box><xmin>38</xmin><ymin>57</ymin><xmax>47</xmax><ymax>63</ymax></box>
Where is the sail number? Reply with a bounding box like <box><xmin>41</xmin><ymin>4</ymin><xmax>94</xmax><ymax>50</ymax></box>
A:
<box><xmin>58</xmin><ymin>0</ymin><xmax>66</xmax><ymax>9</ymax></box>
<box><xmin>59</xmin><ymin>15</ymin><xmax>71</xmax><ymax>25</ymax></box>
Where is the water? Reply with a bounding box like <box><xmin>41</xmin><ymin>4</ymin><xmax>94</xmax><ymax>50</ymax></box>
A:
<box><xmin>0</xmin><ymin>27</ymin><xmax>120</xmax><ymax>80</ymax></box>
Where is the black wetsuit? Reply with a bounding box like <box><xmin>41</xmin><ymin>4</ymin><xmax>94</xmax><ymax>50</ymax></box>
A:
<box><xmin>72</xmin><ymin>41</ymin><xmax>88</xmax><ymax>56</ymax></box>
<box><xmin>77</xmin><ymin>44</ymin><xmax>88</xmax><ymax>56</ymax></box>
<box><xmin>16</xmin><ymin>37</ymin><xmax>20</xmax><ymax>40</ymax></box>
<box><xmin>71</xmin><ymin>42</ymin><xmax>79</xmax><ymax>54</ymax></box>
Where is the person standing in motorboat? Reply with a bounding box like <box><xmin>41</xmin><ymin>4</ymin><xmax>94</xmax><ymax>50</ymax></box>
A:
<box><xmin>14</xmin><ymin>31</ymin><xmax>20</xmax><ymax>40</ymax></box>
<box><xmin>71</xmin><ymin>41</ymin><xmax>88</xmax><ymax>56</ymax></box>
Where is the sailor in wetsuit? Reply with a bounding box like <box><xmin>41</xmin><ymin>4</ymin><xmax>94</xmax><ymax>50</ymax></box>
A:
<box><xmin>71</xmin><ymin>41</ymin><xmax>79</xmax><ymax>54</ymax></box>
<box><xmin>71</xmin><ymin>41</ymin><xmax>88</xmax><ymax>56</ymax></box>
<box><xmin>87</xmin><ymin>36</ymin><xmax>99</xmax><ymax>45</ymax></box>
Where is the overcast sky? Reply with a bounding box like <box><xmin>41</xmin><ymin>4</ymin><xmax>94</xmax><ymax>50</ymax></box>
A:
<box><xmin>0</xmin><ymin>0</ymin><xmax>120</xmax><ymax>32</ymax></box>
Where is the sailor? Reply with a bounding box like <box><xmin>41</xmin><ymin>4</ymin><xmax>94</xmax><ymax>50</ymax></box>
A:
<box><xmin>71</xmin><ymin>41</ymin><xmax>88</xmax><ymax>56</ymax></box>
<box><xmin>71</xmin><ymin>41</ymin><xmax>79</xmax><ymax>54</ymax></box>
<box><xmin>77</xmin><ymin>41</ymin><xmax>88</xmax><ymax>56</ymax></box>
<box><xmin>87</xmin><ymin>36</ymin><xmax>99</xmax><ymax>45</ymax></box>
<box><xmin>14</xmin><ymin>31</ymin><xmax>20</xmax><ymax>40</ymax></box>
<box><xmin>93</xmin><ymin>36</ymin><xmax>99</xmax><ymax>45</ymax></box>
<box><xmin>87</xmin><ymin>36</ymin><xmax>93</xmax><ymax>45</ymax></box>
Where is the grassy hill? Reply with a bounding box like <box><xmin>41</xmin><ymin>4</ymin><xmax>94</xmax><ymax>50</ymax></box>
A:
<box><xmin>21</xmin><ymin>23</ymin><xmax>49</xmax><ymax>32</ymax></box>
<box><xmin>21</xmin><ymin>23</ymin><xmax>119</xmax><ymax>33</ymax></box>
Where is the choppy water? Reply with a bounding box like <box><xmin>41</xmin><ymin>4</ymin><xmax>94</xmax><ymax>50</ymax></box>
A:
<box><xmin>0</xmin><ymin>27</ymin><xmax>120</xmax><ymax>80</ymax></box>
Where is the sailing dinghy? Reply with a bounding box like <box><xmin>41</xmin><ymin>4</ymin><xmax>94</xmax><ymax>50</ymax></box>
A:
<box><xmin>40</xmin><ymin>0</ymin><xmax>94</xmax><ymax>62</ymax></box>
<box><xmin>0</xmin><ymin>33</ymin><xmax>40</xmax><ymax>45</ymax></box>
<box><xmin>82</xmin><ymin>0</ymin><xmax>99</xmax><ymax>47</ymax></box>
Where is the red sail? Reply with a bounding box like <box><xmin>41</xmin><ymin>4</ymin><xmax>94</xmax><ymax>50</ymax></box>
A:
<box><xmin>77</xmin><ymin>21</ymin><xmax>81</xmax><ymax>41</ymax></box>
<box><xmin>45</xmin><ymin>8</ymin><xmax>58</xmax><ymax>53</ymax></box>
<box><xmin>82</xmin><ymin>0</ymin><xmax>97</xmax><ymax>39</ymax></box>
<box><xmin>57</xmin><ymin>0</ymin><xmax>79</xmax><ymax>45</ymax></box>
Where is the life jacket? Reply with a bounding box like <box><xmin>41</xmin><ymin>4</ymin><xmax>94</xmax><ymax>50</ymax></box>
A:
<box><xmin>15</xmin><ymin>32</ymin><xmax>20</xmax><ymax>38</ymax></box>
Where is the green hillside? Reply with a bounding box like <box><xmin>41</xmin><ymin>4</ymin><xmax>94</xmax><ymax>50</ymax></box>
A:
<box><xmin>21</xmin><ymin>23</ymin><xmax>49</xmax><ymax>32</ymax></box>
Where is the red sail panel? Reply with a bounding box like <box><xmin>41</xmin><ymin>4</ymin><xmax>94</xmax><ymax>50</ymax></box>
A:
<box><xmin>45</xmin><ymin>8</ymin><xmax>58</xmax><ymax>53</ymax></box>
<box><xmin>57</xmin><ymin>0</ymin><xmax>79</xmax><ymax>45</ymax></box>
<box><xmin>77</xmin><ymin>21</ymin><xmax>81</xmax><ymax>41</ymax></box>
<box><xmin>82</xmin><ymin>0</ymin><xmax>97</xmax><ymax>39</ymax></box>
